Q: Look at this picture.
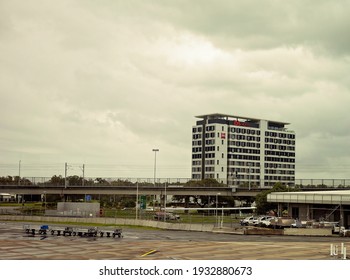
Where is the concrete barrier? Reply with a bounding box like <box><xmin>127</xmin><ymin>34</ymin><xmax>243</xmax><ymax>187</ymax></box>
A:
<box><xmin>213</xmin><ymin>227</ymin><xmax>244</xmax><ymax>234</ymax></box>
<box><xmin>244</xmin><ymin>228</ymin><xmax>284</xmax><ymax>235</ymax></box>
<box><xmin>0</xmin><ymin>215</ymin><xmax>215</xmax><ymax>233</ymax></box>
<box><xmin>284</xmin><ymin>228</ymin><xmax>333</xmax><ymax>236</ymax></box>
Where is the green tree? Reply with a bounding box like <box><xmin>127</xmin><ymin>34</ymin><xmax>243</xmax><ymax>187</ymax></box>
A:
<box><xmin>110</xmin><ymin>179</ymin><xmax>134</xmax><ymax>186</ymax></box>
<box><xmin>67</xmin><ymin>175</ymin><xmax>84</xmax><ymax>186</ymax></box>
<box><xmin>49</xmin><ymin>175</ymin><xmax>65</xmax><ymax>185</ymax></box>
<box><xmin>255</xmin><ymin>182</ymin><xmax>289</xmax><ymax>214</ymax></box>
<box><xmin>184</xmin><ymin>178</ymin><xmax>226</xmax><ymax>188</ymax></box>
<box><xmin>172</xmin><ymin>179</ymin><xmax>228</xmax><ymax>208</ymax></box>
<box><xmin>121</xmin><ymin>199</ymin><xmax>136</xmax><ymax>208</ymax></box>
<box><xmin>0</xmin><ymin>176</ymin><xmax>15</xmax><ymax>184</ymax></box>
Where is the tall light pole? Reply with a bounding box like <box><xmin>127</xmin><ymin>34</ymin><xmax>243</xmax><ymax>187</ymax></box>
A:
<box><xmin>64</xmin><ymin>162</ymin><xmax>68</xmax><ymax>188</ymax></box>
<box><xmin>136</xmin><ymin>182</ymin><xmax>139</xmax><ymax>220</ymax></box>
<box><xmin>152</xmin><ymin>149</ymin><xmax>159</xmax><ymax>211</ymax></box>
<box><xmin>248</xmin><ymin>163</ymin><xmax>251</xmax><ymax>191</ymax></box>
<box><xmin>80</xmin><ymin>164</ymin><xmax>85</xmax><ymax>187</ymax></box>
<box><xmin>216</xmin><ymin>192</ymin><xmax>221</xmax><ymax>227</ymax></box>
<box><xmin>152</xmin><ymin>149</ymin><xmax>159</xmax><ymax>187</ymax></box>
<box><xmin>164</xmin><ymin>182</ymin><xmax>167</xmax><ymax>222</ymax></box>
<box><xmin>18</xmin><ymin>160</ymin><xmax>21</xmax><ymax>186</ymax></box>
<box><xmin>221</xmin><ymin>206</ymin><xmax>224</xmax><ymax>228</ymax></box>
<box><xmin>43</xmin><ymin>191</ymin><xmax>46</xmax><ymax>216</ymax></box>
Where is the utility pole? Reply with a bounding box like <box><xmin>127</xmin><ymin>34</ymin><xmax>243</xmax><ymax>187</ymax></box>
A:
<box><xmin>18</xmin><ymin>160</ymin><xmax>21</xmax><ymax>186</ymax></box>
<box><xmin>64</xmin><ymin>162</ymin><xmax>68</xmax><ymax>188</ymax></box>
<box><xmin>136</xmin><ymin>182</ymin><xmax>139</xmax><ymax>220</ymax></box>
<box><xmin>152</xmin><ymin>149</ymin><xmax>159</xmax><ymax>211</ymax></box>
<box><xmin>164</xmin><ymin>182</ymin><xmax>167</xmax><ymax>222</ymax></box>
<box><xmin>248</xmin><ymin>163</ymin><xmax>251</xmax><ymax>191</ymax></box>
<box><xmin>80</xmin><ymin>164</ymin><xmax>85</xmax><ymax>187</ymax></box>
<box><xmin>44</xmin><ymin>191</ymin><xmax>46</xmax><ymax>216</ymax></box>
<box><xmin>152</xmin><ymin>149</ymin><xmax>159</xmax><ymax>187</ymax></box>
<box><xmin>221</xmin><ymin>206</ymin><xmax>224</xmax><ymax>228</ymax></box>
<box><xmin>216</xmin><ymin>192</ymin><xmax>221</xmax><ymax>227</ymax></box>
<box><xmin>83</xmin><ymin>164</ymin><xmax>85</xmax><ymax>187</ymax></box>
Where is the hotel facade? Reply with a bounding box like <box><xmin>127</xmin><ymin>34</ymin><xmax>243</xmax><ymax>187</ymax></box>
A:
<box><xmin>191</xmin><ymin>113</ymin><xmax>296</xmax><ymax>188</ymax></box>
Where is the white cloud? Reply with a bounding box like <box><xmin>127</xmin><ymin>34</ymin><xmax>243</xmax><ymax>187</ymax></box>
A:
<box><xmin>0</xmin><ymin>0</ymin><xmax>349</xmax><ymax>179</ymax></box>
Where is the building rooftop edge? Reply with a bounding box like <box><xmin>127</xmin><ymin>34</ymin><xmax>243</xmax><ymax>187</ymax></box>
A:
<box><xmin>195</xmin><ymin>113</ymin><xmax>290</xmax><ymax>125</ymax></box>
<box><xmin>269</xmin><ymin>190</ymin><xmax>350</xmax><ymax>195</ymax></box>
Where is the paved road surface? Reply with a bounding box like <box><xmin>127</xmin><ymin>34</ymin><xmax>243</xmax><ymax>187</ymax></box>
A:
<box><xmin>0</xmin><ymin>222</ymin><xmax>349</xmax><ymax>260</ymax></box>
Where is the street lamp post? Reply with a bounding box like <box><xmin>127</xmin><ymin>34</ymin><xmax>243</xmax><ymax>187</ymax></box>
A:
<box><xmin>152</xmin><ymin>149</ymin><xmax>159</xmax><ymax>187</ymax></box>
<box><xmin>136</xmin><ymin>182</ymin><xmax>139</xmax><ymax>220</ymax></box>
<box><xmin>216</xmin><ymin>192</ymin><xmax>221</xmax><ymax>227</ymax></box>
<box><xmin>152</xmin><ymin>149</ymin><xmax>159</xmax><ymax>211</ymax></box>
<box><xmin>43</xmin><ymin>191</ymin><xmax>46</xmax><ymax>216</ymax></box>
<box><xmin>221</xmin><ymin>206</ymin><xmax>224</xmax><ymax>228</ymax></box>
<box><xmin>164</xmin><ymin>182</ymin><xmax>167</xmax><ymax>222</ymax></box>
<box><xmin>248</xmin><ymin>163</ymin><xmax>251</xmax><ymax>191</ymax></box>
<box><xmin>18</xmin><ymin>160</ymin><xmax>21</xmax><ymax>186</ymax></box>
<box><xmin>64</xmin><ymin>162</ymin><xmax>68</xmax><ymax>188</ymax></box>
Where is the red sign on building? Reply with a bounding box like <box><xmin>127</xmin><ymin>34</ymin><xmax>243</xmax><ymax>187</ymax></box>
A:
<box><xmin>233</xmin><ymin>120</ymin><xmax>249</xmax><ymax>127</ymax></box>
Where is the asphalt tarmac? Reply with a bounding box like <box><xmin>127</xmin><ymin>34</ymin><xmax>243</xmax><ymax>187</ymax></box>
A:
<box><xmin>1</xmin><ymin>222</ymin><xmax>349</xmax><ymax>260</ymax></box>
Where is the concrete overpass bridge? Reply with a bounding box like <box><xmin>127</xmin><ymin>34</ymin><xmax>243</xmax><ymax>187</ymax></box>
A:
<box><xmin>0</xmin><ymin>184</ymin><xmax>261</xmax><ymax>197</ymax></box>
<box><xmin>2</xmin><ymin>184</ymin><xmax>349</xmax><ymax>200</ymax></box>
<box><xmin>1</xmin><ymin>177</ymin><xmax>350</xmax><ymax>201</ymax></box>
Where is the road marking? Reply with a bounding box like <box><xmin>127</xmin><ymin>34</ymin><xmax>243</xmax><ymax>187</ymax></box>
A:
<box><xmin>141</xmin><ymin>249</ymin><xmax>158</xmax><ymax>257</ymax></box>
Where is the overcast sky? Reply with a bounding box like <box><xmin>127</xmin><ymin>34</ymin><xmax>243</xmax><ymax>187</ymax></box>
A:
<box><xmin>1</xmin><ymin>0</ymin><xmax>350</xmax><ymax>180</ymax></box>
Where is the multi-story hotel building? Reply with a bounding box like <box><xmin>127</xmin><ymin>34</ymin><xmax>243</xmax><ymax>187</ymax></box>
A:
<box><xmin>192</xmin><ymin>113</ymin><xmax>296</xmax><ymax>188</ymax></box>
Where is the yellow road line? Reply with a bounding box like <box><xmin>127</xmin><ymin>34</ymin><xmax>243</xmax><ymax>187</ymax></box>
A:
<box><xmin>141</xmin><ymin>249</ymin><xmax>158</xmax><ymax>257</ymax></box>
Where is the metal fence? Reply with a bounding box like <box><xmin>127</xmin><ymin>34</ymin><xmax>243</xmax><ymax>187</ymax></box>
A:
<box><xmin>0</xmin><ymin>207</ymin><xmax>245</xmax><ymax>227</ymax></box>
<box><xmin>0</xmin><ymin>177</ymin><xmax>191</xmax><ymax>186</ymax></box>
<box><xmin>295</xmin><ymin>179</ymin><xmax>350</xmax><ymax>188</ymax></box>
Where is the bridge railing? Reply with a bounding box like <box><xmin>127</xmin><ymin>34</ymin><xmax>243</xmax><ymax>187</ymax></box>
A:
<box><xmin>295</xmin><ymin>179</ymin><xmax>350</xmax><ymax>188</ymax></box>
<box><xmin>1</xmin><ymin>177</ymin><xmax>350</xmax><ymax>189</ymax></box>
<box><xmin>0</xmin><ymin>177</ymin><xmax>192</xmax><ymax>187</ymax></box>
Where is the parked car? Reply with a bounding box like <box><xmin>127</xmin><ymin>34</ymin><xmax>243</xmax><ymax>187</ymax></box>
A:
<box><xmin>240</xmin><ymin>216</ymin><xmax>259</xmax><ymax>226</ymax></box>
<box><xmin>257</xmin><ymin>216</ymin><xmax>275</xmax><ymax>227</ymax></box>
